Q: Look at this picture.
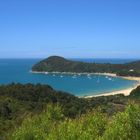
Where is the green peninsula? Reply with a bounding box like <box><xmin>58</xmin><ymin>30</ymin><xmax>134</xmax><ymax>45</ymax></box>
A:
<box><xmin>32</xmin><ymin>56</ymin><xmax>140</xmax><ymax>76</ymax></box>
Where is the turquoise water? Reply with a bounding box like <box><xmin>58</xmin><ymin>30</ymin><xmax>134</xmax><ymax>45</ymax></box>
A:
<box><xmin>0</xmin><ymin>59</ymin><xmax>138</xmax><ymax>97</ymax></box>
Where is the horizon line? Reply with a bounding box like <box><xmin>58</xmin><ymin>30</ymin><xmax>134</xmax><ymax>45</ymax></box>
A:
<box><xmin>0</xmin><ymin>57</ymin><xmax>140</xmax><ymax>60</ymax></box>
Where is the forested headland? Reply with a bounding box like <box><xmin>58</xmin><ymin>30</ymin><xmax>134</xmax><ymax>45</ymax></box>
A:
<box><xmin>32</xmin><ymin>56</ymin><xmax>140</xmax><ymax>76</ymax></box>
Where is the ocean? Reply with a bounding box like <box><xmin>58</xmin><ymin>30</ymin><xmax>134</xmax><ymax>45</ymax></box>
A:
<box><xmin>0</xmin><ymin>58</ymin><xmax>138</xmax><ymax>96</ymax></box>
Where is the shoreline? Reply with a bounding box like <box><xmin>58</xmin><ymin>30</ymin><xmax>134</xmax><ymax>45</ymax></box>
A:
<box><xmin>31</xmin><ymin>70</ymin><xmax>140</xmax><ymax>81</ymax></box>
<box><xmin>85</xmin><ymin>82</ymin><xmax>140</xmax><ymax>98</ymax></box>
<box><xmin>31</xmin><ymin>70</ymin><xmax>140</xmax><ymax>98</ymax></box>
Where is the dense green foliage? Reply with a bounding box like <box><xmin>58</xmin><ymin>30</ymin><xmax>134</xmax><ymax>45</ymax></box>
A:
<box><xmin>129</xmin><ymin>86</ymin><xmax>140</xmax><ymax>99</ymax></box>
<box><xmin>0</xmin><ymin>83</ymin><xmax>140</xmax><ymax>139</ymax></box>
<box><xmin>32</xmin><ymin>56</ymin><xmax>140</xmax><ymax>76</ymax></box>
<box><xmin>0</xmin><ymin>83</ymin><xmax>86</xmax><ymax>139</ymax></box>
<box><xmin>11</xmin><ymin>104</ymin><xmax>140</xmax><ymax>140</ymax></box>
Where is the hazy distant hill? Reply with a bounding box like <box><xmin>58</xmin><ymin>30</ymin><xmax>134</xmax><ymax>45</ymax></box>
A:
<box><xmin>32</xmin><ymin>56</ymin><xmax>140</xmax><ymax>76</ymax></box>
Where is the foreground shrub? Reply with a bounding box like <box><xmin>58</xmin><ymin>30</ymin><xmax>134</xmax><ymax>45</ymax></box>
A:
<box><xmin>11</xmin><ymin>104</ymin><xmax>140</xmax><ymax>140</ymax></box>
<box><xmin>11</xmin><ymin>104</ymin><xmax>63</xmax><ymax>140</ymax></box>
<box><xmin>47</xmin><ymin>111</ymin><xmax>107</xmax><ymax>140</ymax></box>
<box><xmin>101</xmin><ymin>104</ymin><xmax>140</xmax><ymax>140</ymax></box>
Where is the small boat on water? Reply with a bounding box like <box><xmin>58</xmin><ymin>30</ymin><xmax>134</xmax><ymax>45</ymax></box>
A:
<box><xmin>97</xmin><ymin>76</ymin><xmax>100</xmax><ymax>83</ymax></box>
<box><xmin>45</xmin><ymin>72</ymin><xmax>48</xmax><ymax>74</ymax></box>
<box><xmin>108</xmin><ymin>77</ymin><xmax>112</xmax><ymax>81</ymax></box>
<box><xmin>87</xmin><ymin>76</ymin><xmax>92</xmax><ymax>79</ymax></box>
<box><xmin>72</xmin><ymin>75</ymin><xmax>77</xmax><ymax>78</ymax></box>
<box><xmin>87</xmin><ymin>74</ymin><xmax>91</xmax><ymax>76</ymax></box>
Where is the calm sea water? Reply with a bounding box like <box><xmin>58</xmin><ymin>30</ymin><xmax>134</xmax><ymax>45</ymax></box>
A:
<box><xmin>0</xmin><ymin>58</ymin><xmax>138</xmax><ymax>97</ymax></box>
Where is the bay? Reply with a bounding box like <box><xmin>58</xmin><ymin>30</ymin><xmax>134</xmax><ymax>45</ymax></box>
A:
<box><xmin>0</xmin><ymin>58</ymin><xmax>137</xmax><ymax>96</ymax></box>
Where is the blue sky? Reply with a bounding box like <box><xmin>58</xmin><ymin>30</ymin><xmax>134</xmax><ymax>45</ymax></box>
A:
<box><xmin>0</xmin><ymin>0</ymin><xmax>140</xmax><ymax>58</ymax></box>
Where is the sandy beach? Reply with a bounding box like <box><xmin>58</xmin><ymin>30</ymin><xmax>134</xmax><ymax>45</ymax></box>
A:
<box><xmin>85</xmin><ymin>83</ymin><xmax>139</xmax><ymax>98</ymax></box>
<box><xmin>86</xmin><ymin>73</ymin><xmax>140</xmax><ymax>98</ymax></box>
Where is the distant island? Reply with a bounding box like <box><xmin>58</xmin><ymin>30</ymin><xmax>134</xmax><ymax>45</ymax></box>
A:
<box><xmin>32</xmin><ymin>56</ymin><xmax>140</xmax><ymax>77</ymax></box>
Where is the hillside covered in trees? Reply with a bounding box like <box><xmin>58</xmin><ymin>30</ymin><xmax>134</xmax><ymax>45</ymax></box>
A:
<box><xmin>0</xmin><ymin>83</ymin><xmax>140</xmax><ymax>139</ymax></box>
<box><xmin>32</xmin><ymin>56</ymin><xmax>140</xmax><ymax>76</ymax></box>
<box><xmin>12</xmin><ymin>104</ymin><xmax>140</xmax><ymax>140</ymax></box>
